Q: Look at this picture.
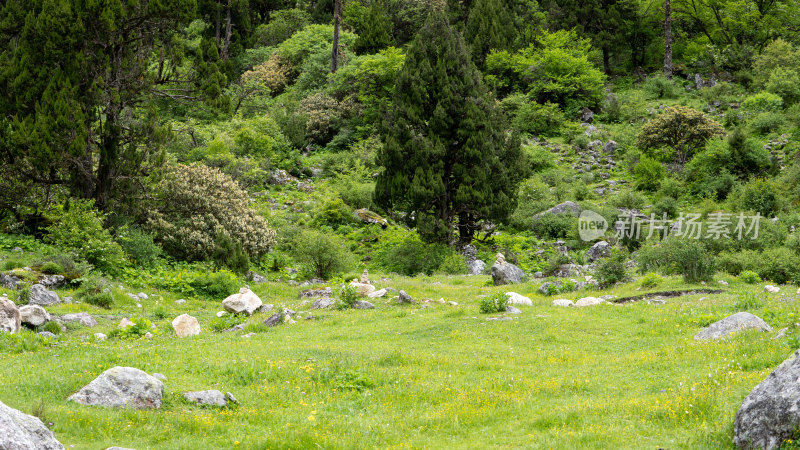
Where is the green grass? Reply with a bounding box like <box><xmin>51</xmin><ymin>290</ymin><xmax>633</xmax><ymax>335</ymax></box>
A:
<box><xmin>1</xmin><ymin>273</ymin><xmax>796</xmax><ymax>449</ymax></box>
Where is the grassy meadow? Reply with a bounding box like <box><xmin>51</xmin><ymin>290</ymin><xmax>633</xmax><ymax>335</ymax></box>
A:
<box><xmin>2</xmin><ymin>273</ymin><xmax>796</xmax><ymax>449</ymax></box>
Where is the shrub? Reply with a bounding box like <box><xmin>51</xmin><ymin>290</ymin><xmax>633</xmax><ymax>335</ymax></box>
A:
<box><xmin>189</xmin><ymin>271</ymin><xmax>239</xmax><ymax>298</ymax></box>
<box><xmin>731</xmin><ymin>179</ymin><xmax>783</xmax><ymax>217</ymax></box>
<box><xmin>531</xmin><ymin>214</ymin><xmax>575</xmax><ymax>239</ymax></box>
<box><xmin>39</xmin><ymin>321</ymin><xmax>62</xmax><ymax>335</ymax></box>
<box><xmin>45</xmin><ymin>199</ymin><xmax>126</xmax><ymax>274</ymax></box>
<box><xmin>637</xmin><ymin>106</ymin><xmax>725</xmax><ymax>165</ymax></box>
<box><xmin>76</xmin><ymin>275</ymin><xmax>114</xmax><ymax>308</ymax></box>
<box><xmin>241</xmin><ymin>53</ymin><xmax>292</xmax><ymax>95</ymax></box>
<box><xmin>146</xmin><ymin>164</ymin><xmax>276</xmax><ymax>261</ymax></box>
<box><xmin>652</xmin><ymin>197</ymin><xmax>678</xmax><ymax>219</ymax></box>
<box><xmin>84</xmin><ymin>292</ymin><xmax>113</xmax><ymax>309</ymax></box>
<box><xmin>253</xmin><ymin>9</ymin><xmax>311</xmax><ymax>46</ymax></box>
<box><xmin>294</xmin><ymin>230</ymin><xmax>353</xmax><ymax>279</ymax></box>
<box><xmin>0</xmin><ymin>330</ymin><xmax>49</xmax><ymax>354</ymax></box>
<box><xmin>512</xmin><ymin>101</ymin><xmax>564</xmax><ymax>137</ymax></box>
<box><xmin>297</xmin><ymin>93</ymin><xmax>356</xmax><ymax>146</ymax></box>
<box><xmin>108</xmin><ymin>317</ymin><xmax>154</xmax><ymax>339</ymax></box>
<box><xmin>116</xmin><ymin>226</ymin><xmax>161</xmax><ymax>267</ymax></box>
<box><xmin>374</xmin><ymin>230</ymin><xmax>450</xmax><ymax>276</ymax></box>
<box><xmin>639</xmin><ymin>272</ymin><xmax>663</xmax><ymax>288</ymax></box>
<box><xmin>638</xmin><ymin>239</ymin><xmax>716</xmax><ymax>283</ymax></box>
<box><xmin>644</xmin><ymin>75</ymin><xmax>679</xmax><ymax>99</ymax></box>
<box><xmin>210</xmin><ymin>313</ymin><xmax>248</xmax><ymax>332</ymax></box>
<box><xmin>509</xmin><ymin>178</ymin><xmax>554</xmax><ymax>229</ymax></box>
<box><xmin>479</xmin><ymin>292</ymin><xmax>509</xmax><ymax>314</ymax></box>
<box><xmin>39</xmin><ymin>262</ymin><xmax>63</xmax><ymax>275</ymax></box>
<box><xmin>741</xmin><ymin>92</ymin><xmax>783</xmax><ymax>112</ymax></box>
<box><xmin>633</xmin><ymin>156</ymin><xmax>665</xmax><ymax>191</ymax></box>
<box><xmin>766</xmin><ymin>67</ymin><xmax>800</xmax><ymax>106</ymax></box>
<box><xmin>610</xmin><ymin>190</ymin><xmax>647</xmax><ymax>211</ymax></box>
<box><xmin>738</xmin><ymin>270</ymin><xmax>761</xmax><ymax>284</ymax></box>
<box><xmin>748</xmin><ymin>112</ymin><xmax>785</xmax><ymax>136</ymax></box>
<box><xmin>595</xmin><ymin>248</ymin><xmax>629</xmax><ymax>286</ymax></box>
<box><xmin>438</xmin><ymin>253</ymin><xmax>467</xmax><ymax>275</ymax></box>
<box><xmin>211</xmin><ymin>233</ymin><xmax>250</xmax><ymax>275</ymax></box>
<box><xmin>753</xmin><ymin>38</ymin><xmax>800</xmax><ymax>87</ymax></box>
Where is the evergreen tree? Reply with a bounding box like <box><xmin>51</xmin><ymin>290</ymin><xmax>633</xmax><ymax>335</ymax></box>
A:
<box><xmin>465</xmin><ymin>0</ymin><xmax>517</xmax><ymax>64</ymax></box>
<box><xmin>375</xmin><ymin>10</ymin><xmax>526</xmax><ymax>245</ymax></box>
<box><xmin>352</xmin><ymin>0</ymin><xmax>393</xmax><ymax>54</ymax></box>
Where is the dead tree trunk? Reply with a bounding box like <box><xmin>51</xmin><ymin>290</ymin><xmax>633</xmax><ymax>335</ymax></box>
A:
<box><xmin>330</xmin><ymin>0</ymin><xmax>342</xmax><ymax>73</ymax></box>
<box><xmin>664</xmin><ymin>0</ymin><xmax>673</xmax><ymax>79</ymax></box>
<box><xmin>221</xmin><ymin>0</ymin><xmax>233</xmax><ymax>61</ymax></box>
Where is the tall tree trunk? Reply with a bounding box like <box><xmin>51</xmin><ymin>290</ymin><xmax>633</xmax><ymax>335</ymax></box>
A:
<box><xmin>602</xmin><ymin>46</ymin><xmax>611</xmax><ymax>75</ymax></box>
<box><xmin>221</xmin><ymin>0</ymin><xmax>233</xmax><ymax>61</ymax></box>
<box><xmin>330</xmin><ymin>0</ymin><xmax>342</xmax><ymax>73</ymax></box>
<box><xmin>663</xmin><ymin>0</ymin><xmax>673</xmax><ymax>79</ymax></box>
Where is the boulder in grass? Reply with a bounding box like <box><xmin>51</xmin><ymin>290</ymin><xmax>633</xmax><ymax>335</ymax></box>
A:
<box><xmin>183</xmin><ymin>390</ymin><xmax>227</xmax><ymax>407</ymax></box>
<box><xmin>27</xmin><ymin>284</ymin><xmax>60</xmax><ymax>306</ymax></box>
<box><xmin>0</xmin><ymin>296</ymin><xmax>21</xmax><ymax>334</ymax></box>
<box><xmin>585</xmin><ymin>241</ymin><xmax>611</xmax><ymax>262</ymax></box>
<box><xmin>0</xmin><ymin>399</ymin><xmax>64</xmax><ymax>449</ymax></box>
<box><xmin>59</xmin><ymin>313</ymin><xmax>97</xmax><ymax>328</ymax></box>
<box><xmin>349</xmin><ymin>281</ymin><xmax>375</xmax><ymax>297</ymax></box>
<box><xmin>734</xmin><ymin>349</ymin><xmax>800</xmax><ymax>449</ymax></box>
<box><xmin>68</xmin><ymin>367</ymin><xmax>164</xmax><ymax>409</ymax></box>
<box><xmin>171</xmin><ymin>314</ymin><xmax>201</xmax><ymax>338</ymax></box>
<box><xmin>19</xmin><ymin>305</ymin><xmax>50</xmax><ymax>327</ymax></box>
<box><xmin>694</xmin><ymin>312</ymin><xmax>772</xmax><ymax>341</ymax></box>
<box><xmin>490</xmin><ymin>253</ymin><xmax>526</xmax><ymax>286</ymax></box>
<box><xmin>505</xmin><ymin>292</ymin><xmax>532</xmax><ymax>306</ymax></box>
<box><xmin>222</xmin><ymin>288</ymin><xmax>263</xmax><ymax>316</ymax></box>
<box><xmin>552</xmin><ymin>299</ymin><xmax>574</xmax><ymax>307</ymax></box>
<box><xmin>353</xmin><ymin>300</ymin><xmax>375</xmax><ymax>309</ymax></box>
<box><xmin>575</xmin><ymin>297</ymin><xmax>604</xmax><ymax>307</ymax></box>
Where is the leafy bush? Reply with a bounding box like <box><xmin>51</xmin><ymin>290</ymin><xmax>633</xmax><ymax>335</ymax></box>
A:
<box><xmin>0</xmin><ymin>330</ymin><xmax>50</xmax><ymax>354</ymax></box>
<box><xmin>84</xmin><ymin>292</ymin><xmax>113</xmax><ymax>309</ymax></box>
<box><xmin>748</xmin><ymin>112</ymin><xmax>785</xmax><ymax>136</ymax></box>
<box><xmin>76</xmin><ymin>275</ymin><xmax>114</xmax><ymax>308</ymax></box>
<box><xmin>639</xmin><ymin>272</ymin><xmax>663</xmax><ymax>288</ymax></box>
<box><xmin>211</xmin><ymin>233</ymin><xmax>250</xmax><ymax>275</ymax></box>
<box><xmin>374</xmin><ymin>229</ymin><xmax>451</xmax><ymax>276</ymax></box>
<box><xmin>730</xmin><ymin>179</ymin><xmax>783</xmax><ymax>217</ymax></box>
<box><xmin>146</xmin><ymin>164</ymin><xmax>276</xmax><ymax>261</ymax></box>
<box><xmin>610</xmin><ymin>190</ymin><xmax>647</xmax><ymax>211</ymax></box>
<box><xmin>39</xmin><ymin>321</ymin><xmax>62</xmax><ymax>335</ymax></box>
<box><xmin>253</xmin><ymin>9</ymin><xmax>311</xmax><ymax>46</ymax></box>
<box><xmin>637</xmin><ymin>239</ymin><xmax>716</xmax><ymax>283</ymax></box>
<box><xmin>479</xmin><ymin>292</ymin><xmax>509</xmax><ymax>314</ymax></box>
<box><xmin>633</xmin><ymin>156</ymin><xmax>665</xmax><ymax>191</ymax></box>
<box><xmin>753</xmin><ymin>38</ymin><xmax>800</xmax><ymax>87</ymax></box>
<box><xmin>116</xmin><ymin>226</ymin><xmax>161</xmax><ymax>267</ymax></box>
<box><xmin>509</xmin><ymin>178</ymin><xmax>554</xmax><ymax>229</ymax></box>
<box><xmin>531</xmin><ymin>214</ymin><xmax>575</xmax><ymax>239</ymax></box>
<box><xmin>210</xmin><ymin>313</ymin><xmax>248</xmax><ymax>332</ymax></box>
<box><xmin>637</xmin><ymin>106</ymin><xmax>725</xmax><ymax>165</ymax></box>
<box><xmin>45</xmin><ymin>199</ymin><xmax>127</xmax><ymax>275</ymax></box>
<box><xmin>738</xmin><ymin>270</ymin><xmax>761</xmax><ymax>284</ymax></box>
<box><xmin>741</xmin><ymin>92</ymin><xmax>783</xmax><ymax>112</ymax></box>
<box><xmin>512</xmin><ymin>101</ymin><xmax>564</xmax><ymax>137</ymax></box>
<box><xmin>438</xmin><ymin>253</ymin><xmax>467</xmax><ymax>275</ymax></box>
<box><xmin>189</xmin><ymin>271</ymin><xmax>239</xmax><ymax>298</ymax></box>
<box><xmin>766</xmin><ymin>67</ymin><xmax>800</xmax><ymax>106</ymax></box>
<box><xmin>652</xmin><ymin>197</ymin><xmax>678</xmax><ymax>219</ymax></box>
<box><xmin>39</xmin><ymin>262</ymin><xmax>63</xmax><ymax>275</ymax></box>
<box><xmin>294</xmin><ymin>230</ymin><xmax>353</xmax><ymax>279</ymax></box>
<box><xmin>108</xmin><ymin>317</ymin><xmax>154</xmax><ymax>339</ymax></box>
<box><xmin>644</xmin><ymin>75</ymin><xmax>680</xmax><ymax>99</ymax></box>
<box><xmin>595</xmin><ymin>248</ymin><xmax>629</xmax><ymax>286</ymax></box>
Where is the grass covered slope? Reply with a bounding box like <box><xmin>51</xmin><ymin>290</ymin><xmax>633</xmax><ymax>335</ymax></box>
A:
<box><xmin>1</xmin><ymin>274</ymin><xmax>795</xmax><ymax>449</ymax></box>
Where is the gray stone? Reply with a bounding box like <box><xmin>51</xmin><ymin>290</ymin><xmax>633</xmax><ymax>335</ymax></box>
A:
<box><xmin>694</xmin><ymin>312</ymin><xmax>772</xmax><ymax>341</ymax></box>
<box><xmin>575</xmin><ymin>297</ymin><xmax>605</xmax><ymax>307</ymax></box>
<box><xmin>551</xmin><ymin>299</ymin><xmax>574</xmax><ymax>307</ymax></box>
<box><xmin>468</xmin><ymin>259</ymin><xmax>486</xmax><ymax>276</ymax></box>
<box><xmin>491</xmin><ymin>254</ymin><xmax>526</xmax><ymax>286</ymax></box>
<box><xmin>68</xmin><ymin>366</ymin><xmax>164</xmax><ymax>409</ymax></box>
<box><xmin>487</xmin><ymin>317</ymin><xmax>513</xmax><ymax>321</ymax></box>
<box><xmin>367</xmin><ymin>289</ymin><xmax>387</xmax><ymax>299</ymax></box>
<box><xmin>506</xmin><ymin>305</ymin><xmax>522</xmax><ymax>314</ymax></box>
<box><xmin>256</xmin><ymin>304</ymin><xmax>274</xmax><ymax>314</ymax></box>
<box><xmin>184</xmin><ymin>390</ymin><xmax>227</xmax><ymax>407</ymax></box>
<box><xmin>174</xmin><ymin>299</ymin><xmax>186</xmax><ymax>305</ymax></box>
<box><xmin>152</xmin><ymin>373</ymin><xmax>167</xmax><ymax>381</ymax></box>
<box><xmin>0</xmin><ymin>296</ymin><xmax>21</xmax><ymax>334</ymax></box>
<box><xmin>0</xmin><ymin>399</ymin><xmax>64</xmax><ymax>449</ymax></box>
<box><xmin>734</xmin><ymin>349</ymin><xmax>800</xmax><ymax>449</ymax></box>
<box><xmin>353</xmin><ymin>300</ymin><xmax>375</xmax><ymax>309</ymax></box>
<box><xmin>225</xmin><ymin>392</ymin><xmax>238</xmax><ymax>404</ymax></box>
<box><xmin>0</xmin><ymin>273</ymin><xmax>20</xmax><ymax>289</ymax></box>
<box><xmin>60</xmin><ymin>313</ymin><xmax>97</xmax><ymax>328</ymax></box>
<box><xmin>354</xmin><ymin>208</ymin><xmax>388</xmax><ymax>228</ymax></box>
<box><xmin>38</xmin><ymin>331</ymin><xmax>56</xmax><ymax>339</ymax></box>
<box><xmin>585</xmin><ymin>241</ymin><xmax>611</xmax><ymax>262</ymax></box>
<box><xmin>538</xmin><ymin>281</ymin><xmax>562</xmax><ymax>295</ymax></box>
<box><xmin>533</xmin><ymin>201</ymin><xmax>582</xmax><ymax>220</ymax></box>
<box><xmin>505</xmin><ymin>292</ymin><xmax>532</xmax><ymax>306</ymax></box>
<box><xmin>263</xmin><ymin>313</ymin><xmax>283</xmax><ymax>327</ymax></box>
<box><xmin>136</xmin><ymin>292</ymin><xmax>148</xmax><ymax>300</ymax></box>
<box><xmin>311</xmin><ymin>298</ymin><xmax>335</xmax><ymax>310</ymax></box>
<box><xmin>38</xmin><ymin>275</ymin><xmax>66</xmax><ymax>289</ymax></box>
<box><xmin>19</xmin><ymin>305</ymin><xmax>50</xmax><ymax>327</ymax></box>
<box><xmin>398</xmin><ymin>290</ymin><xmax>414</xmax><ymax>304</ymax></box>
<box><xmin>28</xmin><ymin>284</ymin><xmax>60</xmax><ymax>306</ymax></box>
<box><xmin>603</xmin><ymin>140</ymin><xmax>618</xmax><ymax>154</ymax></box>
<box><xmin>299</xmin><ymin>287</ymin><xmax>332</xmax><ymax>299</ymax></box>
<box><xmin>249</xmin><ymin>272</ymin><xmax>267</xmax><ymax>284</ymax></box>
<box><xmin>222</xmin><ymin>288</ymin><xmax>263</xmax><ymax>316</ymax></box>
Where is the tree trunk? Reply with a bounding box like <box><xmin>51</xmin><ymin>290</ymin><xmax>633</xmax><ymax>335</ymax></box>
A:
<box><xmin>221</xmin><ymin>0</ymin><xmax>233</xmax><ymax>61</ymax></box>
<box><xmin>663</xmin><ymin>0</ymin><xmax>673</xmax><ymax>79</ymax></box>
<box><xmin>602</xmin><ymin>46</ymin><xmax>611</xmax><ymax>75</ymax></box>
<box><xmin>330</xmin><ymin>0</ymin><xmax>342</xmax><ymax>73</ymax></box>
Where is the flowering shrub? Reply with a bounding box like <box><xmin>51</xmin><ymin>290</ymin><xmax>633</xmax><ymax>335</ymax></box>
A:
<box><xmin>146</xmin><ymin>164</ymin><xmax>276</xmax><ymax>261</ymax></box>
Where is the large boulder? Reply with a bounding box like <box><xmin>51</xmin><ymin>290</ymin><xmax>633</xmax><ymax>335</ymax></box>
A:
<box><xmin>19</xmin><ymin>305</ymin><xmax>50</xmax><ymax>327</ymax></box>
<box><xmin>38</xmin><ymin>275</ymin><xmax>66</xmax><ymax>289</ymax></box>
<box><xmin>171</xmin><ymin>314</ymin><xmax>200</xmax><ymax>338</ymax></box>
<box><xmin>0</xmin><ymin>399</ymin><xmax>64</xmax><ymax>449</ymax></box>
<box><xmin>532</xmin><ymin>201</ymin><xmax>582</xmax><ymax>220</ymax></box>
<box><xmin>505</xmin><ymin>292</ymin><xmax>532</xmax><ymax>306</ymax></box>
<box><xmin>0</xmin><ymin>273</ymin><xmax>21</xmax><ymax>289</ymax></box>
<box><xmin>734</xmin><ymin>350</ymin><xmax>800</xmax><ymax>449</ymax></box>
<box><xmin>59</xmin><ymin>313</ymin><xmax>97</xmax><ymax>328</ymax></box>
<box><xmin>0</xmin><ymin>296</ymin><xmax>21</xmax><ymax>334</ymax></box>
<box><xmin>490</xmin><ymin>254</ymin><xmax>526</xmax><ymax>286</ymax></box>
<box><xmin>575</xmin><ymin>297</ymin><xmax>605</xmax><ymax>307</ymax></box>
<box><xmin>468</xmin><ymin>260</ymin><xmax>486</xmax><ymax>276</ymax></box>
<box><xmin>28</xmin><ymin>284</ymin><xmax>60</xmax><ymax>306</ymax></box>
<box><xmin>354</xmin><ymin>209</ymin><xmax>388</xmax><ymax>228</ymax></box>
<box><xmin>68</xmin><ymin>367</ymin><xmax>164</xmax><ymax>409</ymax></box>
<box><xmin>585</xmin><ymin>241</ymin><xmax>611</xmax><ymax>262</ymax></box>
<box><xmin>694</xmin><ymin>312</ymin><xmax>772</xmax><ymax>341</ymax></box>
<box><xmin>311</xmin><ymin>298</ymin><xmax>335</xmax><ymax>310</ymax></box>
<box><xmin>222</xmin><ymin>288</ymin><xmax>263</xmax><ymax>316</ymax></box>
<box><xmin>349</xmin><ymin>281</ymin><xmax>375</xmax><ymax>297</ymax></box>
<box><xmin>397</xmin><ymin>290</ymin><xmax>414</xmax><ymax>304</ymax></box>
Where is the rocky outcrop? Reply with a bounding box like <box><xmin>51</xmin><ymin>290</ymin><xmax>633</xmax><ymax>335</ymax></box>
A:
<box><xmin>19</xmin><ymin>305</ymin><xmax>50</xmax><ymax>327</ymax></box>
<box><xmin>354</xmin><ymin>209</ymin><xmax>388</xmax><ymax>228</ymax></box>
<box><xmin>27</xmin><ymin>284</ymin><xmax>60</xmax><ymax>306</ymax></box>
<box><xmin>585</xmin><ymin>241</ymin><xmax>611</xmax><ymax>262</ymax></box>
<box><xmin>0</xmin><ymin>296</ymin><xmax>21</xmax><ymax>334</ymax></box>
<box><xmin>694</xmin><ymin>312</ymin><xmax>772</xmax><ymax>341</ymax></box>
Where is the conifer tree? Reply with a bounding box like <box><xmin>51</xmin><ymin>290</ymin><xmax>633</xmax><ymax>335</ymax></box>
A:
<box><xmin>375</xmin><ymin>10</ymin><xmax>526</xmax><ymax>245</ymax></box>
<box><xmin>465</xmin><ymin>0</ymin><xmax>517</xmax><ymax>64</ymax></box>
<box><xmin>352</xmin><ymin>0</ymin><xmax>393</xmax><ymax>55</ymax></box>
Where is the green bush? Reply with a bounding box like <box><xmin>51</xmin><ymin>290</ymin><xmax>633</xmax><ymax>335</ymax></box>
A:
<box><xmin>211</xmin><ymin>233</ymin><xmax>250</xmax><ymax>275</ymax></box>
<box><xmin>643</xmin><ymin>75</ymin><xmax>680</xmax><ymax>99</ymax></box>
<box><xmin>610</xmin><ymin>190</ymin><xmax>647</xmax><ymax>211</ymax></box>
<box><xmin>733</xmin><ymin>290</ymin><xmax>764</xmax><ymax>310</ymax></box>
<box><xmin>633</xmin><ymin>156</ymin><xmax>665</xmax><ymax>191</ymax></box>
<box><xmin>638</xmin><ymin>239</ymin><xmax>716</xmax><ymax>283</ymax></box>
<box><xmin>512</xmin><ymin>101</ymin><xmax>564</xmax><ymax>137</ymax></box>
<box><xmin>595</xmin><ymin>248</ymin><xmax>629</xmax><ymax>286</ymax></box>
<box><xmin>210</xmin><ymin>313</ymin><xmax>248</xmax><ymax>332</ymax></box>
<box><xmin>84</xmin><ymin>292</ymin><xmax>113</xmax><ymax>309</ymax></box>
<box><xmin>374</xmin><ymin>230</ymin><xmax>450</xmax><ymax>276</ymax></box>
<box><xmin>189</xmin><ymin>271</ymin><xmax>239</xmax><ymax>298</ymax></box>
<box><xmin>253</xmin><ymin>9</ymin><xmax>311</xmax><ymax>46</ymax></box>
<box><xmin>652</xmin><ymin>197</ymin><xmax>678</xmax><ymax>219</ymax></box>
<box><xmin>2</xmin><ymin>259</ymin><xmax>22</xmax><ymax>271</ymax></box>
<box><xmin>748</xmin><ymin>112</ymin><xmax>785</xmax><ymax>135</ymax></box>
<box><xmin>730</xmin><ymin>179</ymin><xmax>783</xmax><ymax>217</ymax></box>
<box><xmin>0</xmin><ymin>330</ymin><xmax>49</xmax><ymax>354</ymax></box>
<box><xmin>39</xmin><ymin>321</ymin><xmax>62</xmax><ymax>335</ymax></box>
<box><xmin>39</xmin><ymin>261</ymin><xmax>63</xmax><ymax>275</ymax></box>
<box><xmin>438</xmin><ymin>253</ymin><xmax>467</xmax><ymax>275</ymax></box>
<box><xmin>741</xmin><ymin>92</ymin><xmax>783</xmax><ymax>112</ymax></box>
<box><xmin>108</xmin><ymin>317</ymin><xmax>154</xmax><ymax>339</ymax></box>
<box><xmin>531</xmin><ymin>214</ymin><xmax>575</xmax><ymax>239</ymax></box>
<box><xmin>509</xmin><ymin>178</ymin><xmax>554</xmax><ymax>229</ymax></box>
<box><xmin>766</xmin><ymin>67</ymin><xmax>800</xmax><ymax>105</ymax></box>
<box><xmin>45</xmin><ymin>199</ymin><xmax>127</xmax><ymax>275</ymax></box>
<box><xmin>76</xmin><ymin>275</ymin><xmax>114</xmax><ymax>308</ymax></box>
<box><xmin>639</xmin><ymin>272</ymin><xmax>663</xmax><ymax>288</ymax></box>
<box><xmin>294</xmin><ymin>230</ymin><xmax>353</xmax><ymax>279</ymax></box>
<box><xmin>116</xmin><ymin>226</ymin><xmax>161</xmax><ymax>267</ymax></box>
<box><xmin>738</xmin><ymin>270</ymin><xmax>761</xmax><ymax>284</ymax></box>
<box><xmin>479</xmin><ymin>292</ymin><xmax>509</xmax><ymax>314</ymax></box>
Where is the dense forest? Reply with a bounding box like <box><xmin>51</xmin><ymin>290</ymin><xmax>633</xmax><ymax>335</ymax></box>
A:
<box><xmin>2</xmin><ymin>0</ymin><xmax>800</xmax><ymax>287</ymax></box>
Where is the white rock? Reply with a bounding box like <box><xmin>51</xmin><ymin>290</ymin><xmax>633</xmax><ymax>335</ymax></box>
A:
<box><xmin>575</xmin><ymin>297</ymin><xmax>605</xmax><ymax>307</ymax></box>
<box><xmin>552</xmin><ymin>299</ymin><xmax>575</xmax><ymax>307</ymax></box>
<box><xmin>765</xmin><ymin>285</ymin><xmax>780</xmax><ymax>293</ymax></box>
<box><xmin>171</xmin><ymin>314</ymin><xmax>200</xmax><ymax>338</ymax></box>
<box><xmin>349</xmin><ymin>281</ymin><xmax>376</xmax><ymax>297</ymax></box>
<box><xmin>175</xmin><ymin>299</ymin><xmax>186</xmax><ymax>304</ymax></box>
<box><xmin>68</xmin><ymin>366</ymin><xmax>164</xmax><ymax>409</ymax></box>
<box><xmin>719</xmin><ymin>280</ymin><xmax>729</xmax><ymax>286</ymax></box>
<box><xmin>184</xmin><ymin>390</ymin><xmax>227</xmax><ymax>407</ymax></box>
<box><xmin>505</xmin><ymin>292</ymin><xmax>532</xmax><ymax>306</ymax></box>
<box><xmin>0</xmin><ymin>399</ymin><xmax>64</xmax><ymax>449</ymax></box>
<box><xmin>19</xmin><ymin>305</ymin><xmax>50</xmax><ymax>327</ymax></box>
<box><xmin>216</xmin><ymin>311</ymin><xmax>226</xmax><ymax>318</ymax></box>
<box><xmin>137</xmin><ymin>292</ymin><xmax>149</xmax><ymax>300</ymax></box>
<box><xmin>241</xmin><ymin>333</ymin><xmax>256</xmax><ymax>339</ymax></box>
<box><xmin>447</xmin><ymin>301</ymin><xmax>459</xmax><ymax>306</ymax></box>
<box><xmin>60</xmin><ymin>313</ymin><xmax>97</xmax><ymax>327</ymax></box>
<box><xmin>222</xmin><ymin>288</ymin><xmax>263</xmax><ymax>316</ymax></box>
<box><xmin>118</xmin><ymin>318</ymin><xmax>134</xmax><ymax>329</ymax></box>
<box><xmin>94</xmin><ymin>333</ymin><xmax>107</xmax><ymax>341</ymax></box>
<box><xmin>27</xmin><ymin>284</ymin><xmax>60</xmax><ymax>306</ymax></box>
<box><xmin>0</xmin><ymin>297</ymin><xmax>21</xmax><ymax>333</ymax></box>
<box><xmin>367</xmin><ymin>288</ymin><xmax>387</xmax><ymax>298</ymax></box>
<box><xmin>694</xmin><ymin>312</ymin><xmax>772</xmax><ymax>340</ymax></box>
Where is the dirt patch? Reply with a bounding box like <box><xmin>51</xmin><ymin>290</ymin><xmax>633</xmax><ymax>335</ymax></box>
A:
<box><xmin>613</xmin><ymin>289</ymin><xmax>724</xmax><ymax>304</ymax></box>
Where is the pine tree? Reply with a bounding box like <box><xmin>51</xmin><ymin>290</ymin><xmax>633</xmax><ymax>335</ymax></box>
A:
<box><xmin>352</xmin><ymin>0</ymin><xmax>393</xmax><ymax>55</ymax></box>
<box><xmin>465</xmin><ymin>0</ymin><xmax>517</xmax><ymax>64</ymax></box>
<box><xmin>375</xmin><ymin>10</ymin><xmax>526</xmax><ymax>245</ymax></box>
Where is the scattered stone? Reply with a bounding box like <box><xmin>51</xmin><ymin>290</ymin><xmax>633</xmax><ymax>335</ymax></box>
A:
<box><xmin>505</xmin><ymin>292</ymin><xmax>532</xmax><ymax>306</ymax></box>
<box><xmin>184</xmin><ymin>390</ymin><xmax>227</xmax><ymax>407</ymax></box>
<box><xmin>447</xmin><ymin>301</ymin><xmax>459</xmax><ymax>306</ymax></box>
<box><xmin>299</xmin><ymin>287</ymin><xmax>332</xmax><ymax>300</ymax></box>
<box><xmin>94</xmin><ymin>333</ymin><xmax>107</xmax><ymax>341</ymax></box>
<box><xmin>694</xmin><ymin>312</ymin><xmax>772</xmax><ymax>340</ymax></box>
<box><xmin>367</xmin><ymin>288</ymin><xmax>387</xmax><ymax>299</ymax></box>
<box><xmin>19</xmin><ymin>305</ymin><xmax>50</xmax><ymax>327</ymax></box>
<box><xmin>353</xmin><ymin>209</ymin><xmax>388</xmax><ymax>228</ymax></box>
<box><xmin>397</xmin><ymin>290</ymin><xmax>414</xmax><ymax>304</ymax></box>
<box><xmin>533</xmin><ymin>201</ymin><xmax>582</xmax><ymax>220</ymax></box>
<box><xmin>552</xmin><ymin>299</ymin><xmax>574</xmax><ymax>307</ymax></box>
<box><xmin>646</xmin><ymin>299</ymin><xmax>666</xmax><ymax>305</ymax></box>
<box><xmin>38</xmin><ymin>274</ymin><xmax>66</xmax><ymax>289</ymax></box>
<box><xmin>764</xmin><ymin>285</ymin><xmax>780</xmax><ymax>293</ymax></box>
<box><xmin>28</xmin><ymin>284</ymin><xmax>60</xmax><ymax>306</ymax></box>
<box><xmin>491</xmin><ymin>253</ymin><xmax>526</xmax><ymax>285</ymax></box>
<box><xmin>144</xmin><ymin>332</ymin><xmax>153</xmax><ymax>340</ymax></box>
<box><xmin>137</xmin><ymin>293</ymin><xmax>149</xmax><ymax>300</ymax></box>
<box><xmin>312</xmin><ymin>298</ymin><xmax>335</xmax><ymax>310</ymax></box>
<box><xmin>0</xmin><ymin>273</ymin><xmax>21</xmax><ymax>289</ymax></box>
<box><xmin>68</xmin><ymin>367</ymin><xmax>164</xmax><ymax>409</ymax></box>
<box><xmin>599</xmin><ymin>295</ymin><xmax>617</xmax><ymax>301</ymax></box>
<box><xmin>241</xmin><ymin>333</ymin><xmax>256</xmax><ymax>339</ymax></box>
<box><xmin>349</xmin><ymin>281</ymin><xmax>375</xmax><ymax>297</ymax></box>
<box><xmin>585</xmin><ymin>241</ymin><xmax>611</xmax><ymax>262</ymax></box>
<box><xmin>224</xmin><ymin>323</ymin><xmax>246</xmax><ymax>333</ymax></box>
<box><xmin>171</xmin><ymin>314</ymin><xmax>201</xmax><ymax>338</ymax></box>
<box><xmin>256</xmin><ymin>304</ymin><xmax>274</xmax><ymax>314</ymax></box>
<box><xmin>222</xmin><ymin>288</ymin><xmax>263</xmax><ymax>316</ymax></box>
<box><xmin>534</xmin><ymin>272</ymin><xmax>544</xmax><ymax>278</ymax></box>
<box><xmin>1</xmin><ymin>297</ymin><xmax>21</xmax><ymax>334</ymax></box>
<box><xmin>118</xmin><ymin>318</ymin><xmax>134</xmax><ymax>329</ymax></box>
<box><xmin>225</xmin><ymin>392</ymin><xmax>238</xmax><ymax>404</ymax></box>
<box><xmin>249</xmin><ymin>272</ymin><xmax>267</xmax><ymax>284</ymax></box>
<box><xmin>0</xmin><ymin>398</ymin><xmax>65</xmax><ymax>449</ymax></box>
<box><xmin>506</xmin><ymin>306</ymin><xmax>522</xmax><ymax>314</ymax></box>
<box><xmin>38</xmin><ymin>331</ymin><xmax>56</xmax><ymax>339</ymax></box>
<box><xmin>175</xmin><ymin>299</ymin><xmax>186</xmax><ymax>305</ymax></box>
<box><xmin>263</xmin><ymin>313</ymin><xmax>283</xmax><ymax>327</ymax></box>
<box><xmin>216</xmin><ymin>311</ymin><xmax>226</xmax><ymax>318</ymax></box>
<box><xmin>353</xmin><ymin>300</ymin><xmax>375</xmax><ymax>309</ymax></box>
<box><xmin>538</xmin><ymin>281</ymin><xmax>562</xmax><ymax>295</ymax></box>
<box><xmin>734</xmin><ymin>349</ymin><xmax>800</xmax><ymax>449</ymax></box>
<box><xmin>60</xmin><ymin>313</ymin><xmax>97</xmax><ymax>328</ymax></box>
<box><xmin>487</xmin><ymin>317</ymin><xmax>513</xmax><ymax>321</ymax></box>
<box><xmin>773</xmin><ymin>328</ymin><xmax>788</xmax><ymax>340</ymax></box>
<box><xmin>719</xmin><ymin>280</ymin><xmax>729</xmax><ymax>286</ymax></box>
<box><xmin>603</xmin><ymin>140</ymin><xmax>617</xmax><ymax>154</ymax></box>
<box><xmin>575</xmin><ymin>297</ymin><xmax>604</xmax><ymax>307</ymax></box>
